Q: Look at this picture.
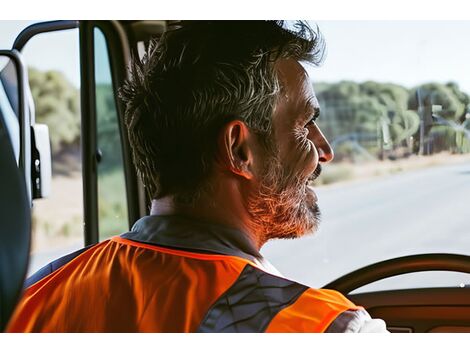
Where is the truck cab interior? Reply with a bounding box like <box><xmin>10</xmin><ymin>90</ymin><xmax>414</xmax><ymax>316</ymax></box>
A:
<box><xmin>1</xmin><ymin>20</ymin><xmax>470</xmax><ymax>332</ymax></box>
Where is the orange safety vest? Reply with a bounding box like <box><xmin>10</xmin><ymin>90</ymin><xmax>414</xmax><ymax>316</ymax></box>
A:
<box><xmin>7</xmin><ymin>216</ymin><xmax>361</xmax><ymax>332</ymax></box>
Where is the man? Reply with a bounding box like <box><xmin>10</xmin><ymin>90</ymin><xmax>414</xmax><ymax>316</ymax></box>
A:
<box><xmin>8</xmin><ymin>21</ymin><xmax>387</xmax><ymax>332</ymax></box>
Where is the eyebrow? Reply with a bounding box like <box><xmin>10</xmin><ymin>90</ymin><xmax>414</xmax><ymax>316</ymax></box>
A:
<box><xmin>305</xmin><ymin>98</ymin><xmax>321</xmax><ymax>120</ymax></box>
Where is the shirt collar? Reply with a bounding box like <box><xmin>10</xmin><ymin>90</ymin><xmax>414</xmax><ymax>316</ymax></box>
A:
<box><xmin>121</xmin><ymin>215</ymin><xmax>262</xmax><ymax>262</ymax></box>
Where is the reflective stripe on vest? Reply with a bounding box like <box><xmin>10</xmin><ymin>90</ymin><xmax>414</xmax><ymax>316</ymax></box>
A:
<box><xmin>197</xmin><ymin>265</ymin><xmax>308</xmax><ymax>332</ymax></box>
<box><xmin>197</xmin><ymin>265</ymin><xmax>360</xmax><ymax>332</ymax></box>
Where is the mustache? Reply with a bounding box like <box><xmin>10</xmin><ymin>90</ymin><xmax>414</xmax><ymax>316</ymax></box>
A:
<box><xmin>307</xmin><ymin>164</ymin><xmax>322</xmax><ymax>182</ymax></box>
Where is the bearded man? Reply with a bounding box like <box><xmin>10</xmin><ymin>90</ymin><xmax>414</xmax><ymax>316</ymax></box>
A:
<box><xmin>8</xmin><ymin>21</ymin><xmax>387</xmax><ymax>333</ymax></box>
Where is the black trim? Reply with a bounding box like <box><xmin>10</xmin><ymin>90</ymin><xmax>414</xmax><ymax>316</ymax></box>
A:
<box><xmin>197</xmin><ymin>265</ymin><xmax>308</xmax><ymax>333</ymax></box>
<box><xmin>24</xmin><ymin>245</ymin><xmax>95</xmax><ymax>288</ymax></box>
<box><xmin>0</xmin><ymin>50</ymin><xmax>30</xmax><ymax>202</ymax></box>
<box><xmin>12</xmin><ymin>21</ymin><xmax>79</xmax><ymax>51</ymax></box>
<box><xmin>118</xmin><ymin>237</ymin><xmax>224</xmax><ymax>257</ymax></box>
<box><xmin>79</xmin><ymin>21</ymin><xmax>99</xmax><ymax>245</ymax></box>
<box><xmin>324</xmin><ymin>253</ymin><xmax>470</xmax><ymax>294</ymax></box>
<box><xmin>92</xmin><ymin>21</ymin><xmax>143</xmax><ymax>227</ymax></box>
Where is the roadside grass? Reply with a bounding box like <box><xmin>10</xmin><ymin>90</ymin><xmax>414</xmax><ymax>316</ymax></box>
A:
<box><xmin>315</xmin><ymin>164</ymin><xmax>355</xmax><ymax>186</ymax></box>
<box><xmin>315</xmin><ymin>152</ymin><xmax>470</xmax><ymax>187</ymax></box>
<box><xmin>97</xmin><ymin>169</ymin><xmax>129</xmax><ymax>239</ymax></box>
<box><xmin>31</xmin><ymin>167</ymin><xmax>128</xmax><ymax>254</ymax></box>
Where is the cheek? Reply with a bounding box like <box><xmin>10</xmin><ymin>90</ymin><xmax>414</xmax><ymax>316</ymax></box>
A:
<box><xmin>291</xmin><ymin>128</ymin><xmax>318</xmax><ymax>175</ymax></box>
<box><xmin>303</xmin><ymin>140</ymin><xmax>318</xmax><ymax>174</ymax></box>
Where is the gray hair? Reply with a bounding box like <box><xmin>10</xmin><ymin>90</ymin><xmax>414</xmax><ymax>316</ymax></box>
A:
<box><xmin>120</xmin><ymin>20</ymin><xmax>325</xmax><ymax>204</ymax></box>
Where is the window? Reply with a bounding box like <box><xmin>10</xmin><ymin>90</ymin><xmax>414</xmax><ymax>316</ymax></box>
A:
<box><xmin>94</xmin><ymin>28</ymin><xmax>129</xmax><ymax>240</ymax></box>
<box><xmin>13</xmin><ymin>24</ymin><xmax>129</xmax><ymax>274</ymax></box>
<box><xmin>21</xmin><ymin>29</ymin><xmax>83</xmax><ymax>275</ymax></box>
<box><xmin>261</xmin><ymin>21</ymin><xmax>470</xmax><ymax>292</ymax></box>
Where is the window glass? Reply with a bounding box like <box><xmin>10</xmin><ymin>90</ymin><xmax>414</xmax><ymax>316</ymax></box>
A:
<box><xmin>21</xmin><ymin>29</ymin><xmax>83</xmax><ymax>275</ymax></box>
<box><xmin>262</xmin><ymin>21</ymin><xmax>470</xmax><ymax>292</ymax></box>
<box><xmin>94</xmin><ymin>28</ymin><xmax>129</xmax><ymax>240</ymax></box>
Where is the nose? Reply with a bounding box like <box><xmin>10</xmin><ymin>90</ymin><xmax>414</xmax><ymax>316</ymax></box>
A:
<box><xmin>317</xmin><ymin>137</ymin><xmax>334</xmax><ymax>163</ymax></box>
<box><xmin>318</xmin><ymin>145</ymin><xmax>334</xmax><ymax>163</ymax></box>
<box><xmin>311</xmin><ymin>125</ymin><xmax>334</xmax><ymax>163</ymax></box>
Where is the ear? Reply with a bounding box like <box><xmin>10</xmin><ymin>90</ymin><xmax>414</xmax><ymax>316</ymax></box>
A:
<box><xmin>216</xmin><ymin>120</ymin><xmax>255</xmax><ymax>180</ymax></box>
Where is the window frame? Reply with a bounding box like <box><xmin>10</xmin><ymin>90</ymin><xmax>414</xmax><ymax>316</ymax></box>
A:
<box><xmin>80</xmin><ymin>20</ymin><xmax>143</xmax><ymax>245</ymax></box>
<box><xmin>12</xmin><ymin>20</ymin><xmax>144</xmax><ymax>247</ymax></box>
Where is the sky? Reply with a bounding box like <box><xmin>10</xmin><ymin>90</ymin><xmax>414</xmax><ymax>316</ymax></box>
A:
<box><xmin>310</xmin><ymin>21</ymin><xmax>470</xmax><ymax>93</ymax></box>
<box><xmin>0</xmin><ymin>20</ymin><xmax>110</xmax><ymax>88</ymax></box>
<box><xmin>1</xmin><ymin>20</ymin><xmax>470</xmax><ymax>93</ymax></box>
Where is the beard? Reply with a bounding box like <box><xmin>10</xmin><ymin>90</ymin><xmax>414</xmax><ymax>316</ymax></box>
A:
<box><xmin>247</xmin><ymin>153</ymin><xmax>322</xmax><ymax>244</ymax></box>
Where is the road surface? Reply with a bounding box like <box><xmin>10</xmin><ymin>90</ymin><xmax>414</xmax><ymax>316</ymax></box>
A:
<box><xmin>261</xmin><ymin>160</ymin><xmax>470</xmax><ymax>292</ymax></box>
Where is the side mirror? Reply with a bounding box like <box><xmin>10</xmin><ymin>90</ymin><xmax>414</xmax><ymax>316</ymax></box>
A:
<box><xmin>31</xmin><ymin>124</ymin><xmax>52</xmax><ymax>199</ymax></box>
<box><xmin>0</xmin><ymin>49</ymin><xmax>52</xmax><ymax>201</ymax></box>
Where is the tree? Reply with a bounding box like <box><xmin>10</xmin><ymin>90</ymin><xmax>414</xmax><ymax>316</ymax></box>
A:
<box><xmin>408</xmin><ymin>82</ymin><xmax>466</xmax><ymax>121</ymax></box>
<box><xmin>28</xmin><ymin>67</ymin><xmax>80</xmax><ymax>154</ymax></box>
<box><xmin>316</xmin><ymin>81</ymin><xmax>420</xmax><ymax>160</ymax></box>
<box><xmin>95</xmin><ymin>83</ymin><xmax>123</xmax><ymax>171</ymax></box>
<box><xmin>316</xmin><ymin>79</ymin><xmax>470</xmax><ymax>159</ymax></box>
<box><xmin>408</xmin><ymin>82</ymin><xmax>470</xmax><ymax>154</ymax></box>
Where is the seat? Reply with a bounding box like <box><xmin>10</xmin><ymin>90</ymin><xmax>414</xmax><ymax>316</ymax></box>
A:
<box><xmin>0</xmin><ymin>107</ymin><xmax>31</xmax><ymax>331</ymax></box>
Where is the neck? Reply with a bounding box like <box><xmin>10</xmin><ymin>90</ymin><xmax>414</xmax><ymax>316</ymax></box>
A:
<box><xmin>150</xmin><ymin>179</ymin><xmax>264</xmax><ymax>249</ymax></box>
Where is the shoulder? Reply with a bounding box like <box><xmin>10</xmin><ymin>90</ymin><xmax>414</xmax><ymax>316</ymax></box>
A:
<box><xmin>264</xmin><ymin>286</ymin><xmax>362</xmax><ymax>332</ymax></box>
<box><xmin>241</xmin><ymin>264</ymin><xmax>386</xmax><ymax>333</ymax></box>
<box><xmin>198</xmin><ymin>263</ymin><xmax>369</xmax><ymax>333</ymax></box>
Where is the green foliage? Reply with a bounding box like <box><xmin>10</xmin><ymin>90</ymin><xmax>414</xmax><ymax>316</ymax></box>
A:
<box><xmin>28</xmin><ymin>67</ymin><xmax>80</xmax><ymax>153</ymax></box>
<box><xmin>96</xmin><ymin>83</ymin><xmax>123</xmax><ymax>171</ymax></box>
<box><xmin>95</xmin><ymin>83</ymin><xmax>129</xmax><ymax>239</ymax></box>
<box><xmin>389</xmin><ymin>110</ymin><xmax>420</xmax><ymax>144</ymax></box>
<box><xmin>431</xmin><ymin>125</ymin><xmax>470</xmax><ymax>154</ymax></box>
<box><xmin>317</xmin><ymin>80</ymin><xmax>469</xmax><ymax>160</ymax></box>
<box><xmin>408</xmin><ymin>82</ymin><xmax>466</xmax><ymax>121</ymax></box>
<box><xmin>317</xmin><ymin>81</ymin><xmax>385</xmax><ymax>142</ymax></box>
<box><xmin>97</xmin><ymin>168</ymin><xmax>128</xmax><ymax>239</ymax></box>
<box><xmin>27</xmin><ymin>66</ymin><xmax>470</xmax><ymax>161</ymax></box>
<box><xmin>446</xmin><ymin>82</ymin><xmax>470</xmax><ymax>113</ymax></box>
<box><xmin>28</xmin><ymin>68</ymin><xmax>124</xmax><ymax>168</ymax></box>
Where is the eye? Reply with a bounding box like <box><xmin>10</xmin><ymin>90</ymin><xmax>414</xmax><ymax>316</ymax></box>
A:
<box><xmin>305</xmin><ymin>116</ymin><xmax>318</xmax><ymax>128</ymax></box>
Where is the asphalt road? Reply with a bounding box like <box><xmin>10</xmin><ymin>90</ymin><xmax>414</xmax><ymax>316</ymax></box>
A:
<box><xmin>261</xmin><ymin>160</ymin><xmax>470</xmax><ymax>293</ymax></box>
<box><xmin>28</xmin><ymin>160</ymin><xmax>470</xmax><ymax>292</ymax></box>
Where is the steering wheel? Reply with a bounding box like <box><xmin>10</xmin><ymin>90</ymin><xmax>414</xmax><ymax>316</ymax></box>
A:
<box><xmin>323</xmin><ymin>253</ymin><xmax>470</xmax><ymax>294</ymax></box>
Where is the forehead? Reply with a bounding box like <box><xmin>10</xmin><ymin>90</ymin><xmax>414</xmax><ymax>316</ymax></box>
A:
<box><xmin>273</xmin><ymin>59</ymin><xmax>318</xmax><ymax>127</ymax></box>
